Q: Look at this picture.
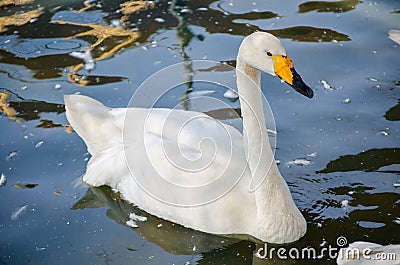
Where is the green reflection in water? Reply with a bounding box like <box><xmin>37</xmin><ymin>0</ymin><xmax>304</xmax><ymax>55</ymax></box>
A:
<box><xmin>73</xmin><ymin>186</ymin><xmax>240</xmax><ymax>256</ymax></box>
<box><xmin>73</xmin><ymin>184</ymin><xmax>400</xmax><ymax>264</ymax></box>
<box><xmin>318</xmin><ymin>148</ymin><xmax>400</xmax><ymax>173</ymax></box>
<box><xmin>0</xmin><ymin>90</ymin><xmax>64</xmax><ymax>122</ymax></box>
<box><xmin>385</xmin><ymin>101</ymin><xmax>400</xmax><ymax>121</ymax></box>
<box><xmin>298</xmin><ymin>0</ymin><xmax>362</xmax><ymax>13</ymax></box>
<box><xmin>270</xmin><ymin>26</ymin><xmax>350</xmax><ymax>42</ymax></box>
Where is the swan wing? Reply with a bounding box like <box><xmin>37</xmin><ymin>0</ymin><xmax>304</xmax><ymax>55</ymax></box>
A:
<box><xmin>65</xmin><ymin>95</ymin><xmax>255</xmax><ymax>234</ymax></box>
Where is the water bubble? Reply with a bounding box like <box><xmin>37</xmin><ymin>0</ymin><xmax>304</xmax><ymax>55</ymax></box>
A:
<box><xmin>6</xmin><ymin>151</ymin><xmax>19</xmax><ymax>161</ymax></box>
<box><xmin>34</xmin><ymin>141</ymin><xmax>44</xmax><ymax>148</ymax></box>
<box><xmin>0</xmin><ymin>173</ymin><xmax>6</xmax><ymax>186</ymax></box>
<box><xmin>154</xmin><ymin>18</ymin><xmax>165</xmax><ymax>23</ymax></box>
<box><xmin>380</xmin><ymin>128</ymin><xmax>389</xmax><ymax>136</ymax></box>
<box><xmin>223</xmin><ymin>89</ymin><xmax>238</xmax><ymax>99</ymax></box>
<box><xmin>180</xmin><ymin>8</ymin><xmax>192</xmax><ymax>14</ymax></box>
<box><xmin>126</xmin><ymin>220</ymin><xmax>138</xmax><ymax>228</ymax></box>
<box><xmin>110</xmin><ymin>19</ymin><xmax>122</xmax><ymax>27</ymax></box>
<box><xmin>285</xmin><ymin>158</ymin><xmax>313</xmax><ymax>167</ymax></box>
<box><xmin>321</xmin><ymin>80</ymin><xmax>334</xmax><ymax>90</ymax></box>
<box><xmin>11</xmin><ymin>205</ymin><xmax>28</xmax><ymax>220</ymax></box>
<box><xmin>307</xmin><ymin>152</ymin><xmax>318</xmax><ymax>158</ymax></box>
<box><xmin>70</xmin><ymin>50</ymin><xmax>95</xmax><ymax>71</ymax></box>
<box><xmin>341</xmin><ymin>97</ymin><xmax>351</xmax><ymax>104</ymax></box>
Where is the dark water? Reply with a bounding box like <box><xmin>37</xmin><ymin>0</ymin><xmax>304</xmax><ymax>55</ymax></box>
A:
<box><xmin>0</xmin><ymin>0</ymin><xmax>399</xmax><ymax>264</ymax></box>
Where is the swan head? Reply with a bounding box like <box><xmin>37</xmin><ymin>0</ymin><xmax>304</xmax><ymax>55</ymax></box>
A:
<box><xmin>238</xmin><ymin>32</ymin><xmax>313</xmax><ymax>98</ymax></box>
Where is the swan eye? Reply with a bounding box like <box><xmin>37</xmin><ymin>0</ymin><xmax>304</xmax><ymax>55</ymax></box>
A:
<box><xmin>266</xmin><ymin>51</ymin><xmax>273</xmax><ymax>57</ymax></box>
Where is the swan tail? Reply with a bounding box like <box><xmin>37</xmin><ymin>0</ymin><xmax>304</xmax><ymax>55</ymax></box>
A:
<box><xmin>83</xmin><ymin>144</ymin><xmax>127</xmax><ymax>187</ymax></box>
<box><xmin>64</xmin><ymin>94</ymin><xmax>123</xmax><ymax>155</ymax></box>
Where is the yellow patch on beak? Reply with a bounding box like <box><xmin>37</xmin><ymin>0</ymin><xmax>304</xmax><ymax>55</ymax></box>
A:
<box><xmin>272</xmin><ymin>55</ymin><xmax>294</xmax><ymax>85</ymax></box>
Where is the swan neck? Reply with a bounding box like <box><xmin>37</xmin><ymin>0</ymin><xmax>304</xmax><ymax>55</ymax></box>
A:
<box><xmin>236</xmin><ymin>59</ymin><xmax>272</xmax><ymax>188</ymax></box>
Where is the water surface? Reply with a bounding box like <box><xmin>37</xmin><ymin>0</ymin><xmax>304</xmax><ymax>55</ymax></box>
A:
<box><xmin>0</xmin><ymin>0</ymin><xmax>399</xmax><ymax>264</ymax></box>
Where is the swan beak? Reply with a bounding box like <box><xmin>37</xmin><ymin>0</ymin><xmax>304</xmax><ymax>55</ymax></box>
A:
<box><xmin>272</xmin><ymin>55</ymin><xmax>314</xmax><ymax>98</ymax></box>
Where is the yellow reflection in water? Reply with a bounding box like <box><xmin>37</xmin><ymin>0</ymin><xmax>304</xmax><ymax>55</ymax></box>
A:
<box><xmin>52</xmin><ymin>20</ymin><xmax>141</xmax><ymax>84</ymax></box>
<box><xmin>0</xmin><ymin>0</ymin><xmax>35</xmax><ymax>8</ymax></box>
<box><xmin>0</xmin><ymin>7</ymin><xmax>44</xmax><ymax>33</ymax></box>
<box><xmin>120</xmin><ymin>1</ymin><xmax>155</xmax><ymax>14</ymax></box>
<box><xmin>75</xmin><ymin>0</ymin><xmax>95</xmax><ymax>13</ymax></box>
<box><xmin>120</xmin><ymin>1</ymin><xmax>156</xmax><ymax>24</ymax></box>
<box><xmin>0</xmin><ymin>93</ymin><xmax>17</xmax><ymax>121</ymax></box>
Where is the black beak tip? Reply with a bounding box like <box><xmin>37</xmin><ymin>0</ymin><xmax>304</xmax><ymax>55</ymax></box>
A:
<box><xmin>304</xmin><ymin>86</ymin><xmax>314</xmax><ymax>99</ymax></box>
<box><xmin>291</xmin><ymin>68</ymin><xmax>314</xmax><ymax>99</ymax></box>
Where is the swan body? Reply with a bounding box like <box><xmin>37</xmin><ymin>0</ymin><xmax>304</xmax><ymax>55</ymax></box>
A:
<box><xmin>65</xmin><ymin>32</ymin><xmax>313</xmax><ymax>244</ymax></box>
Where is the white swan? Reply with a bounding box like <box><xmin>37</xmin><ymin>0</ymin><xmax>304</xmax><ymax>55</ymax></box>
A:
<box><xmin>65</xmin><ymin>32</ymin><xmax>313</xmax><ymax>244</ymax></box>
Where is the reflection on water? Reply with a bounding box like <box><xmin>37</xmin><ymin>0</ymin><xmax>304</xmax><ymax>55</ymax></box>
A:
<box><xmin>0</xmin><ymin>90</ymin><xmax>243</xmax><ymax>129</ymax></box>
<box><xmin>269</xmin><ymin>26</ymin><xmax>349</xmax><ymax>42</ymax></box>
<box><xmin>73</xmin><ymin>186</ymin><xmax>241</xmax><ymax>256</ymax></box>
<box><xmin>0</xmin><ymin>0</ymin><xmax>35</xmax><ymax>7</ymax></box>
<box><xmin>169</xmin><ymin>0</ymin><xmax>197</xmax><ymax>111</ymax></box>
<box><xmin>68</xmin><ymin>73</ymin><xmax>127</xmax><ymax>86</ymax></box>
<box><xmin>0</xmin><ymin>0</ymin><xmax>351</xmax><ymax>84</ymax></box>
<box><xmin>119</xmin><ymin>1</ymin><xmax>156</xmax><ymax>24</ymax></box>
<box><xmin>0</xmin><ymin>7</ymin><xmax>44</xmax><ymax>33</ymax></box>
<box><xmin>305</xmin><ymin>181</ymin><xmax>400</xmax><ymax>243</ymax></box>
<box><xmin>298</xmin><ymin>0</ymin><xmax>362</xmax><ymax>14</ymax></box>
<box><xmin>0</xmin><ymin>49</ymin><xmax>81</xmax><ymax>79</ymax></box>
<box><xmin>318</xmin><ymin>148</ymin><xmax>400</xmax><ymax>173</ymax></box>
<box><xmin>0</xmin><ymin>91</ymin><xmax>65</xmax><ymax>128</ymax></box>
<box><xmin>385</xmin><ymin>101</ymin><xmax>400</xmax><ymax>121</ymax></box>
<box><xmin>73</xmin><ymin>183</ymin><xmax>400</xmax><ymax>264</ymax></box>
